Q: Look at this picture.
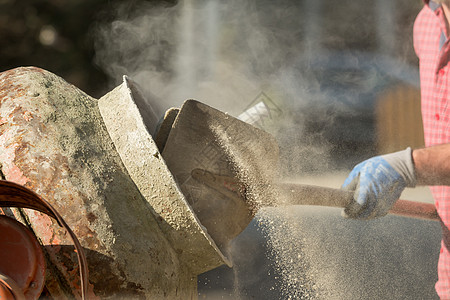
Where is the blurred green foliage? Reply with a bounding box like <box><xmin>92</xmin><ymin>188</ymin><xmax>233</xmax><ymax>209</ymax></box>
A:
<box><xmin>0</xmin><ymin>0</ymin><xmax>109</xmax><ymax>97</ymax></box>
<box><xmin>0</xmin><ymin>0</ymin><xmax>175</xmax><ymax>98</ymax></box>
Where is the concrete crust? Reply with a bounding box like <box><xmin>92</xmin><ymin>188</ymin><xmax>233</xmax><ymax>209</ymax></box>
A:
<box><xmin>98</xmin><ymin>76</ymin><xmax>231</xmax><ymax>275</ymax></box>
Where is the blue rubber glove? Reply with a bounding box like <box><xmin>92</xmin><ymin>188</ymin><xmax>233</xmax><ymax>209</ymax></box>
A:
<box><xmin>342</xmin><ymin>148</ymin><xmax>416</xmax><ymax>219</ymax></box>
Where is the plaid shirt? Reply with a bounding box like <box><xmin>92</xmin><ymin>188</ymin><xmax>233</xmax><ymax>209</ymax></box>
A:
<box><xmin>414</xmin><ymin>1</ymin><xmax>450</xmax><ymax>298</ymax></box>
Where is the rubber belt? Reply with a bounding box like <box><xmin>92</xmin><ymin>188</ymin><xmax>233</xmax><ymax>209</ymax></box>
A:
<box><xmin>0</xmin><ymin>180</ymin><xmax>88</xmax><ymax>300</ymax></box>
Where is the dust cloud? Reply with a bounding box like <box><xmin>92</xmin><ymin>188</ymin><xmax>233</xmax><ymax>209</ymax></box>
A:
<box><xmin>92</xmin><ymin>1</ymin><xmax>441</xmax><ymax>299</ymax></box>
<box><xmin>92</xmin><ymin>0</ymin><xmax>309</xmax><ymax>115</ymax></box>
<box><xmin>93</xmin><ymin>1</ymin><xmax>327</xmax><ymax>296</ymax></box>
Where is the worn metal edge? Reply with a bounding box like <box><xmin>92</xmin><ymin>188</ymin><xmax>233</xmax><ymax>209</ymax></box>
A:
<box><xmin>98</xmin><ymin>76</ymin><xmax>231</xmax><ymax>274</ymax></box>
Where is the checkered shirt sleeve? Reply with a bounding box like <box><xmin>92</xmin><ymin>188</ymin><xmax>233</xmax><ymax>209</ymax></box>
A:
<box><xmin>414</xmin><ymin>4</ymin><xmax>450</xmax><ymax>298</ymax></box>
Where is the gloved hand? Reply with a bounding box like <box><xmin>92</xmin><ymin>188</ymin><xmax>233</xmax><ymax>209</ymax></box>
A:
<box><xmin>342</xmin><ymin>147</ymin><xmax>416</xmax><ymax>219</ymax></box>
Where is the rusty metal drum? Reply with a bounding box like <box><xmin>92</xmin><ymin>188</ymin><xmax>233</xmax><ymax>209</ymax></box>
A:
<box><xmin>0</xmin><ymin>67</ymin><xmax>228</xmax><ymax>299</ymax></box>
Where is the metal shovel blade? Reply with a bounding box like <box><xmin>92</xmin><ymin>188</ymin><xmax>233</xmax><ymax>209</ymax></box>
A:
<box><xmin>161</xmin><ymin>100</ymin><xmax>280</xmax><ymax>249</ymax></box>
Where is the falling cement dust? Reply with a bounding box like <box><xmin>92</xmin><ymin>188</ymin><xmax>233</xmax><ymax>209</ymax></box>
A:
<box><xmin>256</xmin><ymin>210</ymin><xmax>319</xmax><ymax>299</ymax></box>
<box><xmin>211</xmin><ymin>123</ymin><xmax>320</xmax><ymax>299</ymax></box>
<box><xmin>93</xmin><ymin>1</ymin><xmax>442</xmax><ymax>298</ymax></box>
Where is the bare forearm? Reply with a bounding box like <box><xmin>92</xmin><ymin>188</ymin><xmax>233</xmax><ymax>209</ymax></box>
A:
<box><xmin>412</xmin><ymin>143</ymin><xmax>450</xmax><ymax>186</ymax></box>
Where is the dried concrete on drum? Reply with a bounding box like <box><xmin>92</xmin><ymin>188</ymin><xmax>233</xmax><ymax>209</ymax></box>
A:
<box><xmin>0</xmin><ymin>67</ymin><xmax>218</xmax><ymax>299</ymax></box>
<box><xmin>98</xmin><ymin>76</ymin><xmax>230</xmax><ymax>275</ymax></box>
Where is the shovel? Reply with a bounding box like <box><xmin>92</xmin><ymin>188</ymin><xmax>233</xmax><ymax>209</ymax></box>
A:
<box><xmin>190</xmin><ymin>168</ymin><xmax>439</xmax><ymax>221</ymax></box>
<box><xmin>160</xmin><ymin>100</ymin><xmax>438</xmax><ymax>251</ymax></box>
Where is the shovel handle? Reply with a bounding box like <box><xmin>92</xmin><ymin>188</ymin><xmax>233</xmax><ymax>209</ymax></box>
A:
<box><xmin>278</xmin><ymin>183</ymin><xmax>439</xmax><ymax>221</ymax></box>
<box><xmin>389</xmin><ymin>199</ymin><xmax>439</xmax><ymax>221</ymax></box>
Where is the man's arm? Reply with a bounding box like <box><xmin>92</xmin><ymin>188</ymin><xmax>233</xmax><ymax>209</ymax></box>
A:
<box><xmin>342</xmin><ymin>143</ymin><xmax>450</xmax><ymax>219</ymax></box>
<box><xmin>413</xmin><ymin>143</ymin><xmax>450</xmax><ymax>186</ymax></box>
